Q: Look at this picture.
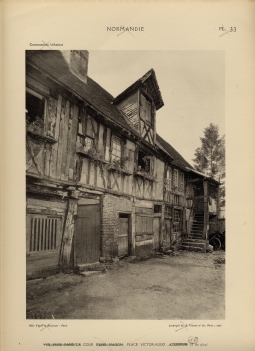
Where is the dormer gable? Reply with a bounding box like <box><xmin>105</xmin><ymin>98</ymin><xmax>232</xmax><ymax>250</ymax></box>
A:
<box><xmin>113</xmin><ymin>69</ymin><xmax>164</xmax><ymax>146</ymax></box>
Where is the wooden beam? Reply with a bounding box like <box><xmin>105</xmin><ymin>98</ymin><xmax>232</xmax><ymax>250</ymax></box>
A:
<box><xmin>203</xmin><ymin>180</ymin><xmax>209</xmax><ymax>241</ymax></box>
<box><xmin>187</xmin><ymin>178</ymin><xmax>202</xmax><ymax>184</ymax></box>
<box><xmin>186</xmin><ymin>195</ymin><xmax>204</xmax><ymax>200</ymax></box>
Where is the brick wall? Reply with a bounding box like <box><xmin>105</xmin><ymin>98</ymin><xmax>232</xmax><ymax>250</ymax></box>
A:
<box><xmin>101</xmin><ymin>194</ymin><xmax>135</xmax><ymax>258</ymax></box>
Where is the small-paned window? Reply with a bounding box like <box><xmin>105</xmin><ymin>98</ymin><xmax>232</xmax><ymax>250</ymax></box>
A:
<box><xmin>173</xmin><ymin>169</ymin><xmax>179</xmax><ymax>189</ymax></box>
<box><xmin>111</xmin><ymin>135</ymin><xmax>122</xmax><ymax>162</ymax></box>
<box><xmin>174</xmin><ymin>195</ymin><xmax>179</xmax><ymax>205</ymax></box>
<box><xmin>165</xmin><ymin>205</ymin><xmax>172</xmax><ymax>217</ymax></box>
<box><xmin>173</xmin><ymin>210</ymin><xmax>181</xmax><ymax>233</ymax></box>
<box><xmin>26</xmin><ymin>89</ymin><xmax>45</xmax><ymax>133</ymax></box>
<box><xmin>166</xmin><ymin>167</ymin><xmax>172</xmax><ymax>191</ymax></box>
<box><xmin>179</xmin><ymin>172</ymin><xmax>184</xmax><ymax>192</ymax></box>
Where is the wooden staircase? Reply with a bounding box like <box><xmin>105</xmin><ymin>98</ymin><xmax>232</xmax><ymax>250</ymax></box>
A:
<box><xmin>190</xmin><ymin>212</ymin><xmax>204</xmax><ymax>239</ymax></box>
<box><xmin>181</xmin><ymin>211</ymin><xmax>208</xmax><ymax>253</ymax></box>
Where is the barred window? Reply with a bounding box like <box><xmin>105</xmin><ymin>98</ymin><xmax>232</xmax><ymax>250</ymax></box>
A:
<box><xmin>29</xmin><ymin>217</ymin><xmax>58</xmax><ymax>252</ymax></box>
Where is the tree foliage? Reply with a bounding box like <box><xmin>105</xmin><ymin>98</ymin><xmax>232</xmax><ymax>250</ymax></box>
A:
<box><xmin>193</xmin><ymin>123</ymin><xmax>225</xmax><ymax>206</ymax></box>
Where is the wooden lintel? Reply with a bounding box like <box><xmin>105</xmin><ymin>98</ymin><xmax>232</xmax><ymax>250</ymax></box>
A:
<box><xmin>186</xmin><ymin>195</ymin><xmax>204</xmax><ymax>200</ymax></box>
<box><xmin>187</xmin><ymin>178</ymin><xmax>202</xmax><ymax>184</ymax></box>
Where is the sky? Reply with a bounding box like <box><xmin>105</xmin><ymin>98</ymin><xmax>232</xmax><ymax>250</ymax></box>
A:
<box><xmin>88</xmin><ymin>51</ymin><xmax>225</xmax><ymax>165</ymax></box>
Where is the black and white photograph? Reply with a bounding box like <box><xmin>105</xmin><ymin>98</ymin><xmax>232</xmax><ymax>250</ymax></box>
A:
<box><xmin>25</xmin><ymin>50</ymin><xmax>225</xmax><ymax>320</ymax></box>
<box><xmin>2</xmin><ymin>2</ymin><xmax>255</xmax><ymax>351</ymax></box>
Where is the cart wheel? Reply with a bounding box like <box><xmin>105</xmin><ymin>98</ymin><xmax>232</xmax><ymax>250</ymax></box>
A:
<box><xmin>209</xmin><ymin>237</ymin><xmax>221</xmax><ymax>251</ymax></box>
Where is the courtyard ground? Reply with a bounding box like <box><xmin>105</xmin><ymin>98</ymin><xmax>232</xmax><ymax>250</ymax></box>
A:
<box><xmin>26</xmin><ymin>250</ymin><xmax>225</xmax><ymax>320</ymax></box>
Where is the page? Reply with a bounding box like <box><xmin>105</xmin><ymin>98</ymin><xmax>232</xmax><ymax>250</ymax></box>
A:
<box><xmin>2</xmin><ymin>2</ymin><xmax>255</xmax><ymax>351</ymax></box>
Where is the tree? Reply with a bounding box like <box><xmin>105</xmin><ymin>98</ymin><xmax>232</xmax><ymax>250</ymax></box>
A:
<box><xmin>193</xmin><ymin>123</ymin><xmax>225</xmax><ymax>206</ymax></box>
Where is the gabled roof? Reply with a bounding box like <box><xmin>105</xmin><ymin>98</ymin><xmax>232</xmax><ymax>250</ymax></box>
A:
<box><xmin>156</xmin><ymin>134</ymin><xmax>193</xmax><ymax>170</ymax></box>
<box><xmin>156</xmin><ymin>134</ymin><xmax>220</xmax><ymax>184</ymax></box>
<box><xmin>113</xmin><ymin>69</ymin><xmax>164</xmax><ymax>111</ymax></box>
<box><xmin>26</xmin><ymin>50</ymin><xmax>139</xmax><ymax>138</ymax></box>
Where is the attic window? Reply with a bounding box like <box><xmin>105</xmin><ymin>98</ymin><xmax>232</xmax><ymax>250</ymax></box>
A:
<box><xmin>137</xmin><ymin>149</ymin><xmax>151</xmax><ymax>173</ymax></box>
<box><xmin>26</xmin><ymin>89</ymin><xmax>45</xmax><ymax>133</ymax></box>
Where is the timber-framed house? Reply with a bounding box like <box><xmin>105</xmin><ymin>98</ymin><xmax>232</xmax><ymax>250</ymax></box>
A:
<box><xmin>26</xmin><ymin>50</ymin><xmax>221</xmax><ymax>279</ymax></box>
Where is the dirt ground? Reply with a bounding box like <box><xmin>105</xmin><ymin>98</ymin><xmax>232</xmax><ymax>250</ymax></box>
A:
<box><xmin>26</xmin><ymin>250</ymin><xmax>225</xmax><ymax>320</ymax></box>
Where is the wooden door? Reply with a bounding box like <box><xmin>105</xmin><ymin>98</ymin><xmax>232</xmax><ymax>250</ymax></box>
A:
<box><xmin>118</xmin><ymin>217</ymin><xmax>129</xmax><ymax>257</ymax></box>
<box><xmin>75</xmin><ymin>204</ymin><xmax>100</xmax><ymax>264</ymax></box>
<box><xmin>165</xmin><ymin>218</ymin><xmax>171</xmax><ymax>249</ymax></box>
<box><xmin>153</xmin><ymin>217</ymin><xmax>160</xmax><ymax>249</ymax></box>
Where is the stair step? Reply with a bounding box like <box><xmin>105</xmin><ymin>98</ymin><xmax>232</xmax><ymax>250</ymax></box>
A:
<box><xmin>180</xmin><ymin>245</ymin><xmax>206</xmax><ymax>253</ymax></box>
<box><xmin>185</xmin><ymin>238</ymin><xmax>206</xmax><ymax>243</ymax></box>
<box><xmin>182</xmin><ymin>241</ymin><xmax>206</xmax><ymax>249</ymax></box>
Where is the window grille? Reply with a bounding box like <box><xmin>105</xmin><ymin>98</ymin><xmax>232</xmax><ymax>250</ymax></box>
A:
<box><xmin>173</xmin><ymin>210</ymin><xmax>181</xmax><ymax>233</ymax></box>
<box><xmin>30</xmin><ymin>217</ymin><xmax>58</xmax><ymax>252</ymax></box>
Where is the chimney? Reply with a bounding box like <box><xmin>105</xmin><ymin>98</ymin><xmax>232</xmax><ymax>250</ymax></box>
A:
<box><xmin>61</xmin><ymin>50</ymin><xmax>89</xmax><ymax>84</ymax></box>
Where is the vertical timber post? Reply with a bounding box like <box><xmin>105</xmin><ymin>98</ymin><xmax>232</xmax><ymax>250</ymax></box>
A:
<box><xmin>203</xmin><ymin>179</ymin><xmax>209</xmax><ymax>240</ymax></box>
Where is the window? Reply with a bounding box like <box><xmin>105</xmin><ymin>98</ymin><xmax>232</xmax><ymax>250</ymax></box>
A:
<box><xmin>165</xmin><ymin>205</ymin><xmax>172</xmax><ymax>217</ymax></box>
<box><xmin>174</xmin><ymin>195</ymin><xmax>179</xmax><ymax>205</ymax></box>
<box><xmin>137</xmin><ymin>149</ymin><xmax>152</xmax><ymax>173</ymax></box>
<box><xmin>111</xmin><ymin>135</ymin><xmax>122</xmax><ymax>162</ymax></box>
<box><xmin>140</xmin><ymin>94</ymin><xmax>152</xmax><ymax>125</ymax></box>
<box><xmin>26</xmin><ymin>89</ymin><xmax>45</xmax><ymax>133</ymax></box>
<box><xmin>173</xmin><ymin>169</ymin><xmax>178</xmax><ymax>189</ymax></box>
<box><xmin>154</xmin><ymin>205</ymin><xmax>162</xmax><ymax>213</ymax></box>
<box><xmin>29</xmin><ymin>217</ymin><xmax>58</xmax><ymax>252</ymax></box>
<box><xmin>173</xmin><ymin>210</ymin><xmax>181</xmax><ymax>233</ymax></box>
<box><xmin>166</xmin><ymin>167</ymin><xmax>172</xmax><ymax>191</ymax></box>
<box><xmin>179</xmin><ymin>172</ymin><xmax>184</xmax><ymax>192</ymax></box>
<box><xmin>77</xmin><ymin>112</ymin><xmax>96</xmax><ymax>152</ymax></box>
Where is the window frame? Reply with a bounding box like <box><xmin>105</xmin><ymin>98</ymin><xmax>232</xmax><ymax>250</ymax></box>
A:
<box><xmin>173</xmin><ymin>209</ymin><xmax>181</xmax><ymax>233</ymax></box>
<box><xmin>179</xmin><ymin>172</ymin><xmax>184</xmax><ymax>192</ymax></box>
<box><xmin>137</xmin><ymin>149</ymin><xmax>153</xmax><ymax>174</ymax></box>
<box><xmin>166</xmin><ymin>167</ymin><xmax>172</xmax><ymax>191</ymax></box>
<box><xmin>173</xmin><ymin>169</ymin><xmax>179</xmax><ymax>189</ymax></box>
<box><xmin>111</xmin><ymin>135</ymin><xmax>122</xmax><ymax>163</ymax></box>
<box><xmin>164</xmin><ymin>205</ymin><xmax>172</xmax><ymax>217</ymax></box>
<box><xmin>26</xmin><ymin>88</ymin><xmax>47</xmax><ymax>134</ymax></box>
<box><xmin>77</xmin><ymin>112</ymin><xmax>97</xmax><ymax>153</ymax></box>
